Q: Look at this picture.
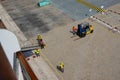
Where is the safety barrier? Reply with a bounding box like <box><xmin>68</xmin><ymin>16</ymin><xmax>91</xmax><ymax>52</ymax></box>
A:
<box><xmin>107</xmin><ymin>9</ymin><xmax>120</xmax><ymax>15</ymax></box>
<box><xmin>89</xmin><ymin>16</ymin><xmax>120</xmax><ymax>34</ymax></box>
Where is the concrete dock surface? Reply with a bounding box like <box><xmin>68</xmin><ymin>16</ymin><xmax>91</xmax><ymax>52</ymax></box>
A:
<box><xmin>0</xmin><ymin>1</ymin><xmax>120</xmax><ymax>80</ymax></box>
<box><xmin>41</xmin><ymin>3</ymin><xmax>120</xmax><ymax>80</ymax></box>
<box><xmin>26</xmin><ymin>55</ymin><xmax>59</xmax><ymax>80</ymax></box>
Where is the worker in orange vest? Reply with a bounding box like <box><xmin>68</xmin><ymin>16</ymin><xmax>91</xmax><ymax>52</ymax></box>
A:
<box><xmin>72</xmin><ymin>26</ymin><xmax>77</xmax><ymax>35</ymax></box>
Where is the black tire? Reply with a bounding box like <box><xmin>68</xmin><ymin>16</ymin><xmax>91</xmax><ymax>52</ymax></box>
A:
<box><xmin>81</xmin><ymin>33</ymin><xmax>86</xmax><ymax>37</ymax></box>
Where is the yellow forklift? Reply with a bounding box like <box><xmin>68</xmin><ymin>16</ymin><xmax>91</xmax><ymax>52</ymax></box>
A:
<box><xmin>77</xmin><ymin>22</ymin><xmax>94</xmax><ymax>37</ymax></box>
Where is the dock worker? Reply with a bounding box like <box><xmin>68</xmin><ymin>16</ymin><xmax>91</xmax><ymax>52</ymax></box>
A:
<box><xmin>34</xmin><ymin>49</ymin><xmax>40</xmax><ymax>57</ymax></box>
<box><xmin>37</xmin><ymin>34</ymin><xmax>43</xmax><ymax>46</ymax></box>
<box><xmin>40</xmin><ymin>39</ymin><xmax>46</xmax><ymax>49</ymax></box>
<box><xmin>57</xmin><ymin>62</ymin><xmax>64</xmax><ymax>72</ymax></box>
<box><xmin>59</xmin><ymin>62</ymin><xmax>64</xmax><ymax>69</ymax></box>
<box><xmin>37</xmin><ymin>34</ymin><xmax>46</xmax><ymax>49</ymax></box>
<box><xmin>72</xmin><ymin>26</ymin><xmax>77</xmax><ymax>35</ymax></box>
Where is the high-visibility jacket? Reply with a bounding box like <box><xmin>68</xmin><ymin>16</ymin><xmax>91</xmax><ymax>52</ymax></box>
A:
<box><xmin>72</xmin><ymin>26</ymin><xmax>77</xmax><ymax>31</ymax></box>
<box><xmin>34</xmin><ymin>49</ymin><xmax>40</xmax><ymax>54</ymax></box>
<box><xmin>59</xmin><ymin>62</ymin><xmax>64</xmax><ymax>69</ymax></box>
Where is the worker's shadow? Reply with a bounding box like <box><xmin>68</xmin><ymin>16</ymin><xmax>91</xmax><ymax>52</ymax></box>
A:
<box><xmin>70</xmin><ymin>31</ymin><xmax>76</xmax><ymax>38</ymax></box>
<box><xmin>69</xmin><ymin>31</ymin><xmax>81</xmax><ymax>41</ymax></box>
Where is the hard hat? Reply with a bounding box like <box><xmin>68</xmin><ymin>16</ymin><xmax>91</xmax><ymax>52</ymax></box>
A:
<box><xmin>59</xmin><ymin>62</ymin><xmax>64</xmax><ymax>66</ymax></box>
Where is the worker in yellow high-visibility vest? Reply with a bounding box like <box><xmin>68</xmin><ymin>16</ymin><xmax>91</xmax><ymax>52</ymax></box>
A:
<box><xmin>59</xmin><ymin>62</ymin><xmax>64</xmax><ymax>68</ymax></box>
<box><xmin>37</xmin><ymin>34</ymin><xmax>42</xmax><ymax>46</ymax></box>
<box><xmin>34</xmin><ymin>49</ymin><xmax>40</xmax><ymax>57</ymax></box>
<box><xmin>57</xmin><ymin>62</ymin><xmax>64</xmax><ymax>72</ymax></box>
<box><xmin>37</xmin><ymin>34</ymin><xmax>46</xmax><ymax>49</ymax></box>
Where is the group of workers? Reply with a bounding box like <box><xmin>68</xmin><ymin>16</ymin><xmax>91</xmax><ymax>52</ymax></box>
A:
<box><xmin>33</xmin><ymin>24</ymin><xmax>92</xmax><ymax>73</ymax></box>
<box><xmin>33</xmin><ymin>49</ymin><xmax>64</xmax><ymax>73</ymax></box>
<box><xmin>33</xmin><ymin>34</ymin><xmax>45</xmax><ymax>57</ymax></box>
<box><xmin>35</xmin><ymin>34</ymin><xmax>64</xmax><ymax>73</ymax></box>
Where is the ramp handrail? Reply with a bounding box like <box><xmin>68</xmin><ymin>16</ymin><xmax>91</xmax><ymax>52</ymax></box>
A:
<box><xmin>16</xmin><ymin>52</ymin><xmax>38</xmax><ymax>80</ymax></box>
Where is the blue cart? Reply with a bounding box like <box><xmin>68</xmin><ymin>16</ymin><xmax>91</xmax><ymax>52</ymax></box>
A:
<box><xmin>38</xmin><ymin>0</ymin><xmax>51</xmax><ymax>7</ymax></box>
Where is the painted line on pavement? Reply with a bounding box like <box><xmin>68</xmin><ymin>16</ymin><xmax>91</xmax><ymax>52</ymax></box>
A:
<box><xmin>40</xmin><ymin>51</ymin><xmax>64</xmax><ymax>80</ymax></box>
<box><xmin>76</xmin><ymin>0</ymin><xmax>105</xmax><ymax>12</ymax></box>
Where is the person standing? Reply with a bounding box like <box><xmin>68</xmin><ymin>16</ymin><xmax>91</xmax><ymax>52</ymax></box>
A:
<box><xmin>37</xmin><ymin>34</ymin><xmax>46</xmax><ymax>49</ymax></box>
<box><xmin>34</xmin><ymin>49</ymin><xmax>40</xmax><ymax>57</ymax></box>
<box><xmin>72</xmin><ymin>26</ymin><xmax>77</xmax><ymax>35</ymax></box>
<box><xmin>40</xmin><ymin>39</ymin><xmax>46</xmax><ymax>49</ymax></box>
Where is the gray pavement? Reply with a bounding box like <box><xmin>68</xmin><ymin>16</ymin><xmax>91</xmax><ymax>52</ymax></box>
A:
<box><xmin>1</xmin><ymin>0</ymin><xmax>74</xmax><ymax>38</ymax></box>
<box><xmin>0</xmin><ymin>3</ymin><xmax>30</xmax><ymax>48</ymax></box>
<box><xmin>27</xmin><ymin>55</ymin><xmax>59</xmax><ymax>80</ymax></box>
<box><xmin>42</xmin><ymin>17</ymin><xmax>120</xmax><ymax>80</ymax></box>
<box><xmin>51</xmin><ymin>0</ymin><xmax>120</xmax><ymax>20</ymax></box>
